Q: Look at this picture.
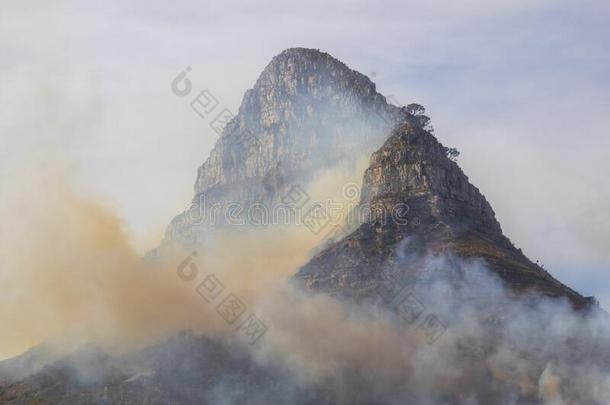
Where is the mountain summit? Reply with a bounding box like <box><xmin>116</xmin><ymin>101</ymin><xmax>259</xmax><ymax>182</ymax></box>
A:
<box><xmin>296</xmin><ymin>122</ymin><xmax>594</xmax><ymax>309</ymax></box>
<box><xmin>162</xmin><ymin>48</ymin><xmax>408</xmax><ymax>246</ymax></box>
<box><xmin>1</xmin><ymin>47</ymin><xmax>605</xmax><ymax>405</ymax></box>
<box><xmin>164</xmin><ymin>47</ymin><xmax>593</xmax><ymax>309</ymax></box>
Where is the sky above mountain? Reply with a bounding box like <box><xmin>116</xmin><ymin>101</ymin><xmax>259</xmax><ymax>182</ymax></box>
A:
<box><xmin>1</xmin><ymin>0</ymin><xmax>609</xmax><ymax>306</ymax></box>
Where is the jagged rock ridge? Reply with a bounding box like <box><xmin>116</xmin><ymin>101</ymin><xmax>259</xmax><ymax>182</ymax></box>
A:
<box><xmin>162</xmin><ymin>48</ymin><xmax>409</xmax><ymax>247</ymax></box>
<box><xmin>296</xmin><ymin>123</ymin><xmax>594</xmax><ymax>309</ymax></box>
<box><xmin>161</xmin><ymin>47</ymin><xmax>592</xmax><ymax>307</ymax></box>
<box><xmin>1</xmin><ymin>47</ymin><xmax>601</xmax><ymax>405</ymax></box>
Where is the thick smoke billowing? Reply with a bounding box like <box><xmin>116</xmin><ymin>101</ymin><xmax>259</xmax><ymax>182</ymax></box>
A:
<box><xmin>1</xmin><ymin>82</ymin><xmax>609</xmax><ymax>404</ymax></box>
<box><xmin>2</xmin><ymin>163</ymin><xmax>609</xmax><ymax>403</ymax></box>
<box><xmin>248</xmin><ymin>241</ymin><xmax>610</xmax><ymax>404</ymax></box>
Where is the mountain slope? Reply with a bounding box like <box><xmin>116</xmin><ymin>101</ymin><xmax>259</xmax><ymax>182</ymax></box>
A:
<box><xmin>2</xmin><ymin>48</ymin><xmax>605</xmax><ymax>405</ymax></box>
<box><xmin>295</xmin><ymin>122</ymin><xmax>595</xmax><ymax>309</ymax></box>
<box><xmin>0</xmin><ymin>334</ymin><xmax>329</xmax><ymax>405</ymax></box>
<box><xmin>160</xmin><ymin>48</ymin><xmax>410</xmax><ymax>248</ymax></box>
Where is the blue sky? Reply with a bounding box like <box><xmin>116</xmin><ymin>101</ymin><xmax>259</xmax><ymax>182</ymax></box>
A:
<box><xmin>1</xmin><ymin>0</ymin><xmax>609</xmax><ymax>305</ymax></box>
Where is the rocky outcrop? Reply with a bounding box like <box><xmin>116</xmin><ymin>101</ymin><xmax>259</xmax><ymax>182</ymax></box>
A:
<box><xmin>359</xmin><ymin>122</ymin><xmax>501</xmax><ymax>235</ymax></box>
<box><xmin>159</xmin><ymin>47</ymin><xmax>592</xmax><ymax>310</ymax></box>
<box><xmin>194</xmin><ymin>48</ymin><xmax>399</xmax><ymax>192</ymax></box>
<box><xmin>161</xmin><ymin>48</ymin><xmax>409</xmax><ymax>247</ymax></box>
<box><xmin>295</xmin><ymin>123</ymin><xmax>594</xmax><ymax>309</ymax></box>
<box><xmin>2</xmin><ymin>47</ymin><xmax>603</xmax><ymax>405</ymax></box>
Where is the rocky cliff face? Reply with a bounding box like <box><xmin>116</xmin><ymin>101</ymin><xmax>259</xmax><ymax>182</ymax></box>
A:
<box><xmin>161</xmin><ymin>47</ymin><xmax>592</xmax><ymax>309</ymax></box>
<box><xmin>194</xmin><ymin>48</ymin><xmax>398</xmax><ymax>192</ymax></box>
<box><xmin>359</xmin><ymin>122</ymin><xmax>501</xmax><ymax>235</ymax></box>
<box><xmin>1</xmin><ymin>47</ymin><xmax>604</xmax><ymax>405</ymax></box>
<box><xmin>162</xmin><ymin>48</ymin><xmax>408</xmax><ymax>247</ymax></box>
<box><xmin>296</xmin><ymin>123</ymin><xmax>594</xmax><ymax>309</ymax></box>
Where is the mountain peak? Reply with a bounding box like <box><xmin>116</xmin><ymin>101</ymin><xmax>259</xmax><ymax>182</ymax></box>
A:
<box><xmin>161</xmin><ymin>48</ymin><xmax>591</xmax><ymax>311</ymax></box>
<box><xmin>261</xmin><ymin>47</ymin><xmax>362</xmax><ymax>84</ymax></box>
<box><xmin>360</xmin><ymin>122</ymin><xmax>502</xmax><ymax>237</ymax></box>
<box><xmin>270</xmin><ymin>47</ymin><xmax>338</xmax><ymax>64</ymax></box>
<box><xmin>162</xmin><ymin>49</ymin><xmax>402</xmax><ymax>246</ymax></box>
<box><xmin>241</xmin><ymin>47</ymin><xmax>382</xmax><ymax>121</ymax></box>
<box><xmin>296</xmin><ymin>123</ymin><xmax>594</xmax><ymax>310</ymax></box>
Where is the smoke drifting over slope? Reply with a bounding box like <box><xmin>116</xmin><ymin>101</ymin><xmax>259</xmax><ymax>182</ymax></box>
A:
<box><xmin>253</xmin><ymin>249</ymin><xmax>610</xmax><ymax>404</ymax></box>
<box><xmin>1</xmin><ymin>53</ymin><xmax>609</xmax><ymax>405</ymax></box>
<box><xmin>2</xmin><ymin>160</ymin><xmax>610</xmax><ymax>403</ymax></box>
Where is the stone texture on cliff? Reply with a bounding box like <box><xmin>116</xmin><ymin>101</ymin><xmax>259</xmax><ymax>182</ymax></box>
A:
<box><xmin>159</xmin><ymin>47</ymin><xmax>592</xmax><ymax>309</ymax></box>
<box><xmin>295</xmin><ymin>123</ymin><xmax>593</xmax><ymax>309</ymax></box>
<box><xmin>162</xmin><ymin>48</ymin><xmax>408</xmax><ymax>247</ymax></box>
<box><xmin>2</xmin><ymin>47</ymin><xmax>602</xmax><ymax>405</ymax></box>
